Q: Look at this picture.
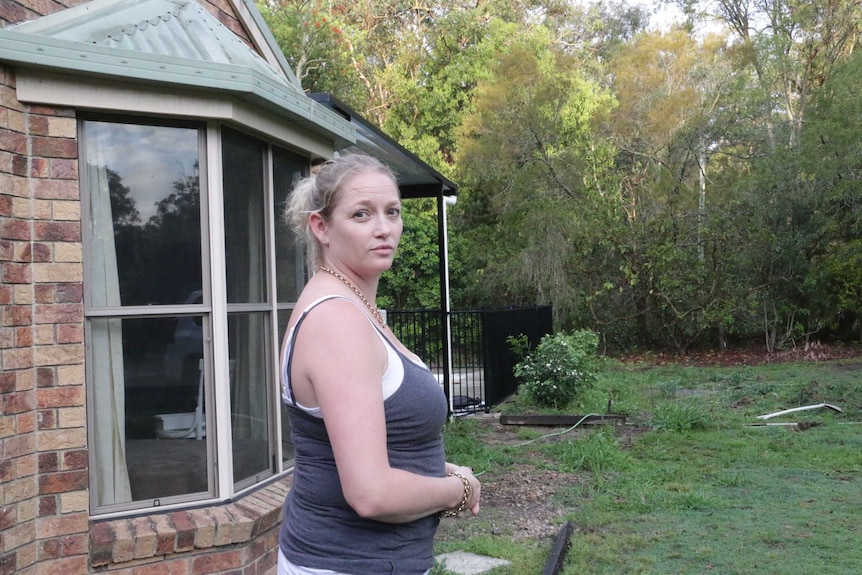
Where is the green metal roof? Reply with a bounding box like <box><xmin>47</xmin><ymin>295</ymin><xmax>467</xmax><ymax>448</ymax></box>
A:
<box><xmin>311</xmin><ymin>93</ymin><xmax>457</xmax><ymax>199</ymax></box>
<box><xmin>0</xmin><ymin>0</ymin><xmax>354</xmax><ymax>147</ymax></box>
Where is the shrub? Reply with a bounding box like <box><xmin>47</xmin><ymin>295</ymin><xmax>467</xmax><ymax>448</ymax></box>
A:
<box><xmin>512</xmin><ymin>330</ymin><xmax>599</xmax><ymax>408</ymax></box>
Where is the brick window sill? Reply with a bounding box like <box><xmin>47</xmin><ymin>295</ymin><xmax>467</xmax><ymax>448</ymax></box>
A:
<box><xmin>89</xmin><ymin>475</ymin><xmax>292</xmax><ymax>567</ymax></box>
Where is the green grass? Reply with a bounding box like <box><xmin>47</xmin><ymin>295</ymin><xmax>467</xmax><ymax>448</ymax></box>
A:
<box><xmin>439</xmin><ymin>358</ymin><xmax>862</xmax><ymax>574</ymax></box>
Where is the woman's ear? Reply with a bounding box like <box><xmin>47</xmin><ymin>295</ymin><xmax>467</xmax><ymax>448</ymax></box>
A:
<box><xmin>309</xmin><ymin>212</ymin><xmax>328</xmax><ymax>246</ymax></box>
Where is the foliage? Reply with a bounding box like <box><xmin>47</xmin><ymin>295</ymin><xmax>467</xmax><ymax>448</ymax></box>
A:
<box><xmin>261</xmin><ymin>0</ymin><xmax>862</xmax><ymax>351</ymax></box>
<box><xmin>649</xmin><ymin>400</ymin><xmax>713</xmax><ymax>432</ymax></box>
<box><xmin>439</xmin><ymin>358</ymin><xmax>862</xmax><ymax>574</ymax></box>
<box><xmin>512</xmin><ymin>330</ymin><xmax>599</xmax><ymax>408</ymax></box>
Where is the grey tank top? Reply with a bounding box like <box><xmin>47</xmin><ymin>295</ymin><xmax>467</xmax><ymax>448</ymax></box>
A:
<box><xmin>279</xmin><ymin>296</ymin><xmax>448</xmax><ymax>575</ymax></box>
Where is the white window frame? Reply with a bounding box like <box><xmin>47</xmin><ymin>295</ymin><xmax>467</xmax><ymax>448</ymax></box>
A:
<box><xmin>25</xmin><ymin>71</ymin><xmax>322</xmax><ymax>519</ymax></box>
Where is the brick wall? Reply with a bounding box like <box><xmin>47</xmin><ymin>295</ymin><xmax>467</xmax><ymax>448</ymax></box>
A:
<box><xmin>199</xmin><ymin>0</ymin><xmax>254</xmax><ymax>47</ymax></box>
<box><xmin>1</xmin><ymin>1</ymin><xmax>287</xmax><ymax>574</ymax></box>
<box><xmin>1</xmin><ymin>56</ymin><xmax>88</xmax><ymax>574</ymax></box>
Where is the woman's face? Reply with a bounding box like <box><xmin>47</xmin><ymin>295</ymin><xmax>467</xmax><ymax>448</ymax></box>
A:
<box><xmin>323</xmin><ymin>170</ymin><xmax>402</xmax><ymax>278</ymax></box>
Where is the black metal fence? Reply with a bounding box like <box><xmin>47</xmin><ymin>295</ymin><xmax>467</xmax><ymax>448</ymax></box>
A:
<box><xmin>387</xmin><ymin>306</ymin><xmax>553</xmax><ymax>413</ymax></box>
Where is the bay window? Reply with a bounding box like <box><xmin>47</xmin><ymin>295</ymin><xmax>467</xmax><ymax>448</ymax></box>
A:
<box><xmin>83</xmin><ymin>116</ymin><xmax>306</xmax><ymax>515</ymax></box>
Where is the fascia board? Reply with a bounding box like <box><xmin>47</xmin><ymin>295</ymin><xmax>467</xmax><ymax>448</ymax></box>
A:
<box><xmin>0</xmin><ymin>29</ymin><xmax>354</xmax><ymax>148</ymax></box>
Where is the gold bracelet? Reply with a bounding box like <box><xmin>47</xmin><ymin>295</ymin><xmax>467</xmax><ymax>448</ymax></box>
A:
<box><xmin>441</xmin><ymin>471</ymin><xmax>471</xmax><ymax>518</ymax></box>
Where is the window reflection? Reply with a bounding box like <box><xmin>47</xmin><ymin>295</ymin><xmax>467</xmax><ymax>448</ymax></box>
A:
<box><xmin>274</xmin><ymin>147</ymin><xmax>307</xmax><ymax>302</ymax></box>
<box><xmin>86</xmin><ymin>121</ymin><xmax>202</xmax><ymax>307</ymax></box>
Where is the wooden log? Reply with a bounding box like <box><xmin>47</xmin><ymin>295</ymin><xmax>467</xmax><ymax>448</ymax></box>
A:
<box><xmin>499</xmin><ymin>414</ymin><xmax>625</xmax><ymax>426</ymax></box>
<box><xmin>542</xmin><ymin>521</ymin><xmax>574</xmax><ymax>575</ymax></box>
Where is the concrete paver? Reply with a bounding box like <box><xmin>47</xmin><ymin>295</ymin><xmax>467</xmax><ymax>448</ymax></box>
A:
<box><xmin>434</xmin><ymin>551</ymin><xmax>510</xmax><ymax>574</ymax></box>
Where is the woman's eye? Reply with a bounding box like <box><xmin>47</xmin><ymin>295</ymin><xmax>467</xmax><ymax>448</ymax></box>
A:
<box><xmin>387</xmin><ymin>208</ymin><xmax>401</xmax><ymax>217</ymax></box>
<box><xmin>353</xmin><ymin>210</ymin><xmax>369</xmax><ymax>219</ymax></box>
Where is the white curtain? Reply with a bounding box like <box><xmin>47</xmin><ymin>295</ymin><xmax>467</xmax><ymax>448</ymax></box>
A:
<box><xmin>86</xmin><ymin>125</ymin><xmax>132</xmax><ymax>505</ymax></box>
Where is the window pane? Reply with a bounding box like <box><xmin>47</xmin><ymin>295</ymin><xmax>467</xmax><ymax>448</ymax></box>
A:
<box><xmin>273</xmin><ymin>147</ymin><xmax>307</xmax><ymax>302</ymax></box>
<box><xmin>83</xmin><ymin>120</ymin><xmax>202</xmax><ymax>307</ymax></box>
<box><xmin>277</xmin><ymin>309</ymin><xmax>294</xmax><ymax>465</ymax></box>
<box><xmin>222</xmin><ymin>128</ymin><xmax>266</xmax><ymax>304</ymax></box>
<box><xmin>90</xmin><ymin>316</ymin><xmax>211</xmax><ymax>506</ymax></box>
<box><xmin>228</xmin><ymin>312</ymin><xmax>273</xmax><ymax>486</ymax></box>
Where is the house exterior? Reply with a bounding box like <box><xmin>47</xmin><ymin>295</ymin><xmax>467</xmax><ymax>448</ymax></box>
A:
<box><xmin>0</xmin><ymin>1</ymin><xmax>454</xmax><ymax>573</ymax></box>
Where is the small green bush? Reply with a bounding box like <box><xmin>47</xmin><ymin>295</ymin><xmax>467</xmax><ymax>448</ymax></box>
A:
<box><xmin>512</xmin><ymin>330</ymin><xmax>599</xmax><ymax>408</ymax></box>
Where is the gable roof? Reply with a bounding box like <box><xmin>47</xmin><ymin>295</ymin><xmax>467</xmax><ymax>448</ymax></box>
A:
<box><xmin>0</xmin><ymin>0</ymin><xmax>354</xmax><ymax>147</ymax></box>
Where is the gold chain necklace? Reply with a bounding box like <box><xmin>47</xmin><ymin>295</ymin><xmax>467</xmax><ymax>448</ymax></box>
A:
<box><xmin>318</xmin><ymin>265</ymin><xmax>386</xmax><ymax>328</ymax></box>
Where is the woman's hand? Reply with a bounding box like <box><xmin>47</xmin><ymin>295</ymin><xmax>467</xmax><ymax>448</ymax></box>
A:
<box><xmin>445</xmin><ymin>463</ymin><xmax>481</xmax><ymax>516</ymax></box>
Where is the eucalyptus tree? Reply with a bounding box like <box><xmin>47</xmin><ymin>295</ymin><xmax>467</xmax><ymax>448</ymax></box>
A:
<box><xmin>454</xmin><ymin>26</ymin><xmax>618</xmax><ymax>329</ymax></box>
<box><xmin>604</xmin><ymin>29</ymin><xmax>743</xmax><ymax>351</ymax></box>
<box><xmin>673</xmin><ymin>0</ymin><xmax>862</xmax><ymax>151</ymax></box>
<box><xmin>257</xmin><ymin>0</ymin><xmax>364</xmax><ymax>102</ymax></box>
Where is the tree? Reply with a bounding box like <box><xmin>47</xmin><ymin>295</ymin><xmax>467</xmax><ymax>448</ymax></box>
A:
<box><xmin>455</xmin><ymin>28</ymin><xmax>617</xmax><ymax>328</ymax></box>
<box><xmin>257</xmin><ymin>0</ymin><xmax>363</xmax><ymax>100</ymax></box>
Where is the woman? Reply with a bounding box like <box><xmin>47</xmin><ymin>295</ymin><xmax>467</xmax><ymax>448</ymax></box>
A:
<box><xmin>279</xmin><ymin>153</ymin><xmax>481</xmax><ymax>575</ymax></box>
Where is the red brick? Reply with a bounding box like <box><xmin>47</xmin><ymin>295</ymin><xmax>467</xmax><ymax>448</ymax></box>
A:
<box><xmin>134</xmin><ymin>560</ymin><xmax>190</xmax><ymax>575</ymax></box>
<box><xmin>60</xmin><ymin>533</ymin><xmax>88</xmax><ymax>557</ymax></box>
<box><xmin>51</xmin><ymin>158</ymin><xmax>78</xmax><ymax>180</ymax></box>
<box><xmin>39</xmin><ymin>452</ymin><xmax>59</xmax><ymax>473</ymax></box>
<box><xmin>3</xmin><ymin>305</ymin><xmax>31</xmax><ymax>326</ymax></box>
<box><xmin>1</xmin><ymin>262</ymin><xmax>31</xmax><ymax>283</ymax></box>
<box><xmin>0</xmin><ymin>505</ymin><xmax>14</xmax><ymax>531</ymax></box>
<box><xmin>32</xmin><ymin>179</ymin><xmax>79</xmax><ymax>200</ymax></box>
<box><xmin>57</xmin><ymin>323</ymin><xmax>83</xmax><ymax>343</ymax></box>
<box><xmin>0</xmin><ymin>1</ymin><xmax>32</xmax><ymax>25</ymax></box>
<box><xmin>0</xmin><ymin>196</ymin><xmax>11</xmax><ymax>216</ymax></box>
<box><xmin>31</xmin><ymin>242</ymin><xmax>51</xmax><ymax>262</ymax></box>
<box><xmin>39</xmin><ymin>495</ymin><xmax>57</xmax><ymax>517</ymax></box>
<box><xmin>171</xmin><ymin>512</ymin><xmax>196</xmax><ymax>552</ymax></box>
<box><xmin>35</xmin><ymin>303</ymin><xmax>82</xmax><ymax>324</ymax></box>
<box><xmin>192</xmin><ymin>549</ymin><xmax>243</xmax><ymax>573</ymax></box>
<box><xmin>39</xmin><ymin>539</ymin><xmax>60</xmax><ymax>560</ymax></box>
<box><xmin>0</xmin><ymin>371</ymin><xmax>14</xmax><ymax>393</ymax></box>
<box><xmin>39</xmin><ymin>469</ymin><xmax>88</xmax><ymax>494</ymax></box>
<box><xmin>37</xmin><ymin>386</ymin><xmax>83</xmax><ymax>409</ymax></box>
<box><xmin>55</xmin><ymin>283</ymin><xmax>82</xmax><ymax>303</ymax></box>
<box><xmin>63</xmin><ymin>449</ymin><xmax>87</xmax><ymax>470</ymax></box>
<box><xmin>16</xmin><ymin>326</ymin><xmax>33</xmax><ymax>347</ymax></box>
<box><xmin>35</xmin><ymin>285</ymin><xmax>54</xmax><ymax>303</ymax></box>
<box><xmin>16</xmin><ymin>410</ymin><xmax>36</xmax><ymax>433</ymax></box>
<box><xmin>37</xmin><ymin>409</ymin><xmax>55</xmax><ymax>429</ymax></box>
<box><xmin>33</xmin><ymin>221</ymin><xmax>80</xmax><ymax>242</ymax></box>
<box><xmin>36</xmin><ymin>556</ymin><xmax>87</xmax><ymax>575</ymax></box>
<box><xmin>30</xmin><ymin>157</ymin><xmax>48</xmax><ymax>178</ymax></box>
<box><xmin>29</xmin><ymin>106</ymin><xmax>73</xmax><ymax>117</ymax></box>
<box><xmin>30</xmin><ymin>136</ymin><xmax>77</xmax><ymax>159</ymax></box>
<box><xmin>0</xmin><ymin>220</ymin><xmax>30</xmax><ymax>241</ymax></box>
<box><xmin>89</xmin><ymin>522</ymin><xmax>114</xmax><ymax>567</ymax></box>
<box><xmin>28</xmin><ymin>115</ymin><xmax>48</xmax><ymax>136</ymax></box>
<box><xmin>0</xmin><ymin>551</ymin><xmax>17</xmax><ymax>575</ymax></box>
<box><xmin>0</xmin><ymin>459</ymin><xmax>10</xmax><ymax>482</ymax></box>
<box><xmin>12</xmin><ymin>154</ymin><xmax>28</xmax><ymax>176</ymax></box>
<box><xmin>3</xmin><ymin>390</ymin><xmax>34</xmax><ymax>414</ymax></box>
<box><xmin>36</xmin><ymin>367</ymin><xmax>54</xmax><ymax>386</ymax></box>
<box><xmin>156</xmin><ymin>527</ymin><xmax>176</xmax><ymax>556</ymax></box>
<box><xmin>0</xmin><ymin>129</ymin><xmax>26</xmax><ymax>154</ymax></box>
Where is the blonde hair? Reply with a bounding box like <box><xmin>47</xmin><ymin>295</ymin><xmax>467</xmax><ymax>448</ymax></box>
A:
<box><xmin>284</xmin><ymin>153</ymin><xmax>399</xmax><ymax>274</ymax></box>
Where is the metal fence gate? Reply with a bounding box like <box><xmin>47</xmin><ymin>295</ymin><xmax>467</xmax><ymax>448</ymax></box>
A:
<box><xmin>387</xmin><ymin>306</ymin><xmax>553</xmax><ymax>413</ymax></box>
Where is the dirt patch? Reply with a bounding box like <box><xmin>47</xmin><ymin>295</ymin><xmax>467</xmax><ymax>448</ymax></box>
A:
<box><xmin>435</xmin><ymin>416</ymin><xmax>646</xmax><ymax>545</ymax></box>
<box><xmin>615</xmin><ymin>342</ymin><xmax>862</xmax><ymax>367</ymax></box>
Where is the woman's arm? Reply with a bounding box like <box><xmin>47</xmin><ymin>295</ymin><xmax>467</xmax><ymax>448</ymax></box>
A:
<box><xmin>292</xmin><ymin>300</ymin><xmax>480</xmax><ymax>523</ymax></box>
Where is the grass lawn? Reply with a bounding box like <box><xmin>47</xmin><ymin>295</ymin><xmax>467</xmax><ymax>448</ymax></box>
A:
<box><xmin>437</xmin><ymin>355</ymin><xmax>862</xmax><ymax>574</ymax></box>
